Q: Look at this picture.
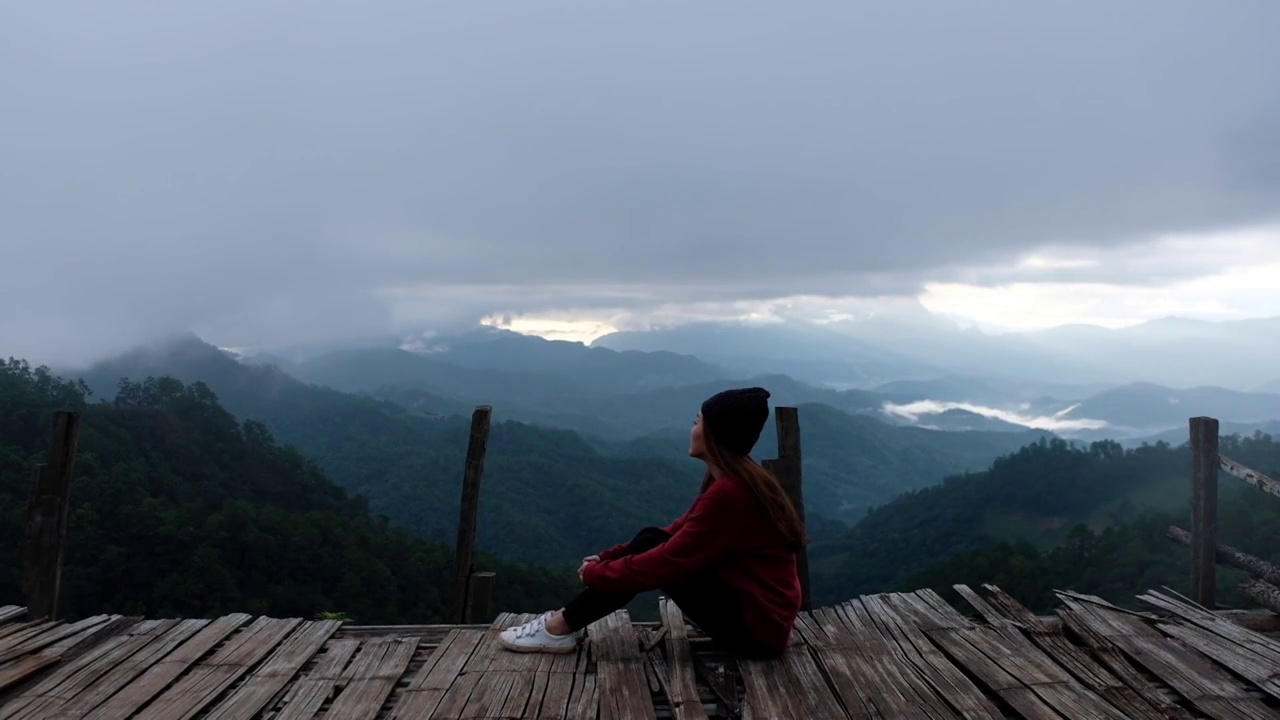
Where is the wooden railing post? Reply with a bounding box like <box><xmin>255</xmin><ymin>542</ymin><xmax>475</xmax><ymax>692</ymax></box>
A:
<box><xmin>1190</xmin><ymin>416</ymin><xmax>1219</xmax><ymax>608</ymax></box>
<box><xmin>763</xmin><ymin>406</ymin><xmax>810</xmax><ymax>611</ymax></box>
<box><xmin>464</xmin><ymin>571</ymin><xmax>496</xmax><ymax>624</ymax></box>
<box><xmin>21</xmin><ymin>410</ymin><xmax>81</xmax><ymax>621</ymax></box>
<box><xmin>448</xmin><ymin>406</ymin><xmax>492</xmax><ymax>624</ymax></box>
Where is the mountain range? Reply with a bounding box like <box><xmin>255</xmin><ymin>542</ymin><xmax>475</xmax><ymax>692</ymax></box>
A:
<box><xmin>222</xmin><ymin>325</ymin><xmax>1278</xmax><ymax>444</ymax></box>
<box><xmin>58</xmin><ymin>322</ymin><xmax>1277</xmax><ymax>554</ymax></box>
<box><xmin>16</xmin><ymin>311</ymin><xmax>1279</xmax><ymax>618</ymax></box>
<box><xmin>592</xmin><ymin>311</ymin><xmax>1280</xmax><ymax>392</ymax></box>
<box><xmin>67</xmin><ymin>335</ymin><xmax>1048</xmax><ymax>559</ymax></box>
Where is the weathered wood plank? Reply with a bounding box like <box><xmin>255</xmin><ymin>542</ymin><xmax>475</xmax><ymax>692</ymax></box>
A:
<box><xmin>0</xmin><ymin>609</ymin><xmax>24</xmax><ymax>625</ymax></box>
<box><xmin>0</xmin><ymin>623</ymin><xmax>57</xmax><ymax>655</ymax></box>
<box><xmin>843</xmin><ymin>599</ymin><xmax>964</xmax><ymax>718</ymax></box>
<box><xmin>821</xmin><ymin>604</ymin><xmax>930</xmax><ymax>718</ymax></box>
<box><xmin>923</xmin><ymin>587</ymin><xmax>1130</xmax><ymax>719</ymax></box>
<box><xmin>1137</xmin><ymin>588</ymin><xmax>1280</xmax><ymax>702</ymax></box>
<box><xmin>565</xmin><ymin>674</ymin><xmax>597</xmax><ymax>720</ymax></box>
<box><xmin>592</xmin><ymin>610</ymin><xmax>657</xmax><ymax>720</ymax></box>
<box><xmin>1159</xmin><ymin>621</ymin><xmax>1280</xmax><ymax>702</ymax></box>
<box><xmin>974</xmin><ymin>585</ymin><xmax>1188</xmax><ymax>720</ymax></box>
<box><xmin>927</xmin><ymin>587</ymin><xmax>1129</xmax><ymax>720</ymax></box>
<box><xmin>646</xmin><ymin>648</ymin><xmax>675</xmax><ymax>712</ymax></box>
<box><xmin>130</xmin><ymin>616</ymin><xmax>301</xmax><ymax>720</ymax></box>
<box><xmin>861</xmin><ymin>594</ymin><xmax>1002</xmax><ymax>719</ymax></box>
<box><xmin>740</xmin><ymin>642</ymin><xmax>850</xmax><ymax>720</ymax></box>
<box><xmin>0</xmin><ymin>619</ymin><xmax>136</xmax><ymax>714</ymax></box>
<box><xmin>1055</xmin><ymin>605</ymin><xmax>1200</xmax><ymax>720</ymax></box>
<box><xmin>272</xmin><ymin>637</ymin><xmax>360</xmax><ymax>720</ymax></box>
<box><xmin>81</xmin><ymin>613</ymin><xmax>252</xmax><ymax>720</ymax></box>
<box><xmin>462</xmin><ymin>611</ymin><xmax>520</xmax><ymax>674</ymax></box>
<box><xmin>0</xmin><ymin>622</ymin><xmax>44</xmax><ymax>645</ymax></box>
<box><xmin>0</xmin><ymin>614</ymin><xmax>115</xmax><ymax>665</ymax></box>
<box><xmin>535</xmin><ymin>670</ymin><xmax>574</xmax><ymax>719</ymax></box>
<box><xmin>1138</xmin><ymin>588</ymin><xmax>1280</xmax><ymax>667</ymax></box>
<box><xmin>428</xmin><ymin>671</ymin><xmax>481</xmax><ymax>720</ymax></box>
<box><xmin>738</xmin><ymin>615</ymin><xmax>848</xmax><ymax>720</ymax></box>
<box><xmin>887</xmin><ymin>592</ymin><xmax>1064</xmax><ymax>719</ymax></box>
<box><xmin>325</xmin><ymin>636</ymin><xmax>418</xmax><ymax>720</ymax></box>
<box><xmin>798</xmin><ymin>609</ymin><xmax>889</xmax><ymax>719</ymax></box>
<box><xmin>0</xmin><ymin>656</ymin><xmax>60</xmax><ymax>695</ymax></box>
<box><xmin>201</xmin><ymin>619</ymin><xmax>340</xmax><ymax>720</ymax></box>
<box><xmin>500</xmin><ymin>670</ymin><xmax>541</xmax><ymax>718</ymax></box>
<box><xmin>459</xmin><ymin>670</ymin><xmax>519</xmax><ymax>718</ymax></box>
<box><xmin>57</xmin><ymin>618</ymin><xmax>213</xmax><ymax>719</ymax></box>
<box><xmin>386</xmin><ymin>629</ymin><xmax>483</xmax><ymax>719</ymax></box>
<box><xmin>0</xmin><ymin>615</ymin><xmax>132</xmax><ymax>695</ymax></box>
<box><xmin>0</xmin><ymin>619</ymin><xmax>171</xmax><ymax>720</ymax></box>
<box><xmin>659</xmin><ymin>598</ymin><xmax>708</xmax><ymax>720</ymax></box>
<box><xmin>557</xmin><ymin>631</ymin><xmax>596</xmax><ymax>720</ymax></box>
<box><xmin>1058</xmin><ymin>593</ymin><xmax>1272</xmax><ymax>720</ymax></box>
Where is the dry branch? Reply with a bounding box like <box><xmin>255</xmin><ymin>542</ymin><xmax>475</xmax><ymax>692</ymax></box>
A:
<box><xmin>1220</xmin><ymin>455</ymin><xmax>1280</xmax><ymax>499</ymax></box>
<box><xmin>1167</xmin><ymin>525</ymin><xmax>1280</xmax><ymax>586</ymax></box>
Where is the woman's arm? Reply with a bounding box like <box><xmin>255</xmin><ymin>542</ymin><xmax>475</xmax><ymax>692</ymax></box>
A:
<box><xmin>594</xmin><ymin>509</ymin><xmax>692</xmax><ymax>561</ymax></box>
<box><xmin>582</xmin><ymin>479</ymin><xmax>749</xmax><ymax>593</ymax></box>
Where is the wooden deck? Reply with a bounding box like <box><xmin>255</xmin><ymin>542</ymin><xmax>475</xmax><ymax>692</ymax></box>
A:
<box><xmin>3</xmin><ymin>586</ymin><xmax>1280</xmax><ymax>719</ymax></box>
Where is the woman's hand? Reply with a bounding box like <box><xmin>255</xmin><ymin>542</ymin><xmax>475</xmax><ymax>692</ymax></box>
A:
<box><xmin>578</xmin><ymin>555</ymin><xmax>601</xmax><ymax>582</ymax></box>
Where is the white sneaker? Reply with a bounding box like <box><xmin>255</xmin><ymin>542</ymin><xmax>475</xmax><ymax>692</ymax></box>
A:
<box><xmin>498</xmin><ymin>613</ymin><xmax>578</xmax><ymax>654</ymax></box>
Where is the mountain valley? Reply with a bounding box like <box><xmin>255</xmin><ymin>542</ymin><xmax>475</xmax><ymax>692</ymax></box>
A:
<box><xmin>9</xmin><ymin>313</ymin><xmax>1278</xmax><ymax>623</ymax></box>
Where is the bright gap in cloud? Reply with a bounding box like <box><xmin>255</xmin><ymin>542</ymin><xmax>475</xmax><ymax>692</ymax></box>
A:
<box><xmin>882</xmin><ymin>399</ymin><xmax>1108</xmax><ymax>432</ymax></box>
<box><xmin>444</xmin><ymin>224</ymin><xmax>1280</xmax><ymax>341</ymax></box>
<box><xmin>480</xmin><ymin>315</ymin><xmax>620</xmax><ymax>344</ymax></box>
<box><xmin>918</xmin><ymin>260</ymin><xmax>1280</xmax><ymax>333</ymax></box>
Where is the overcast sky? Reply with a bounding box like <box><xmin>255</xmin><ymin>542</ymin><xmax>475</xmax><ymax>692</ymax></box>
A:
<box><xmin>4</xmin><ymin>1</ymin><xmax>1279</xmax><ymax>363</ymax></box>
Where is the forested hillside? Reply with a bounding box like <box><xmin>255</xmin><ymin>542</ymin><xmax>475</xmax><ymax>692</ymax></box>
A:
<box><xmin>811</xmin><ymin>432</ymin><xmax>1280</xmax><ymax>607</ymax></box>
<box><xmin>77</xmin><ymin>338</ymin><xmax>701</xmax><ymax>563</ymax></box>
<box><xmin>903</xmin><ymin>469</ymin><xmax>1280</xmax><ymax>613</ymax></box>
<box><xmin>77</xmin><ymin>337</ymin><xmax>1053</xmax><ymax>558</ymax></box>
<box><xmin>614</xmin><ymin>402</ymin><xmax>1051</xmax><ymax>522</ymax></box>
<box><xmin>0</xmin><ymin>358</ymin><xmax>577</xmax><ymax>622</ymax></box>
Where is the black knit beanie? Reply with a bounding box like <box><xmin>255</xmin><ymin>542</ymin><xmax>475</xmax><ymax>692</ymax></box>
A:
<box><xmin>700</xmin><ymin>387</ymin><xmax>771</xmax><ymax>456</ymax></box>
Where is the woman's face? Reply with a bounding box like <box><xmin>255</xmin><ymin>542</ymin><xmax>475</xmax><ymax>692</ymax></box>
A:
<box><xmin>689</xmin><ymin>412</ymin><xmax>707</xmax><ymax>459</ymax></box>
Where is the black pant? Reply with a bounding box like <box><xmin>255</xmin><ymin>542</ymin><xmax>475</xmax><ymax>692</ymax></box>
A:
<box><xmin>563</xmin><ymin>527</ymin><xmax>778</xmax><ymax>658</ymax></box>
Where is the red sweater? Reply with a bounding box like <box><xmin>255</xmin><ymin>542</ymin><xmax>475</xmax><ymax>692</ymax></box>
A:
<box><xmin>581</xmin><ymin>474</ymin><xmax>801</xmax><ymax>652</ymax></box>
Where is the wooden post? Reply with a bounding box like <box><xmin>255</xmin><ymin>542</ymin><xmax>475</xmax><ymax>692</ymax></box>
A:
<box><xmin>1190</xmin><ymin>416</ymin><xmax>1219</xmax><ymax>608</ymax></box>
<box><xmin>464</xmin><ymin>571</ymin><xmax>496</xmax><ymax>624</ymax></box>
<box><xmin>21</xmin><ymin>411</ymin><xmax>81</xmax><ymax>621</ymax></box>
<box><xmin>763</xmin><ymin>406</ymin><xmax>810</xmax><ymax>611</ymax></box>
<box><xmin>448</xmin><ymin>406</ymin><xmax>492</xmax><ymax>624</ymax></box>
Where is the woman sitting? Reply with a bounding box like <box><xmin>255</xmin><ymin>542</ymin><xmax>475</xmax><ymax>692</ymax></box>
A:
<box><xmin>498</xmin><ymin>387</ymin><xmax>805</xmax><ymax>658</ymax></box>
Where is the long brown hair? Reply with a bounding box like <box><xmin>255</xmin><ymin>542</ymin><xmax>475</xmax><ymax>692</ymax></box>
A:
<box><xmin>700</xmin><ymin>438</ymin><xmax>808</xmax><ymax>549</ymax></box>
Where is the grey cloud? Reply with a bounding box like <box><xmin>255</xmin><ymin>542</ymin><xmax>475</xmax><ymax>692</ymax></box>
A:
<box><xmin>3</xmin><ymin>0</ymin><xmax>1280</xmax><ymax>363</ymax></box>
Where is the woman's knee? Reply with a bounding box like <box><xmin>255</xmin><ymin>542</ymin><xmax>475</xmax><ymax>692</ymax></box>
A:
<box><xmin>628</xmin><ymin>526</ymin><xmax>671</xmax><ymax>552</ymax></box>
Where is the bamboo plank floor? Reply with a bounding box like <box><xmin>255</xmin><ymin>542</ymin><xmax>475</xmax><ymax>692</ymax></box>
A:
<box><xmin>3</xmin><ymin>586</ymin><xmax>1280</xmax><ymax>718</ymax></box>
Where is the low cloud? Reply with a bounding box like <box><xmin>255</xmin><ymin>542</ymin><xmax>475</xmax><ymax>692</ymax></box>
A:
<box><xmin>882</xmin><ymin>399</ymin><xmax>1109</xmax><ymax>433</ymax></box>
